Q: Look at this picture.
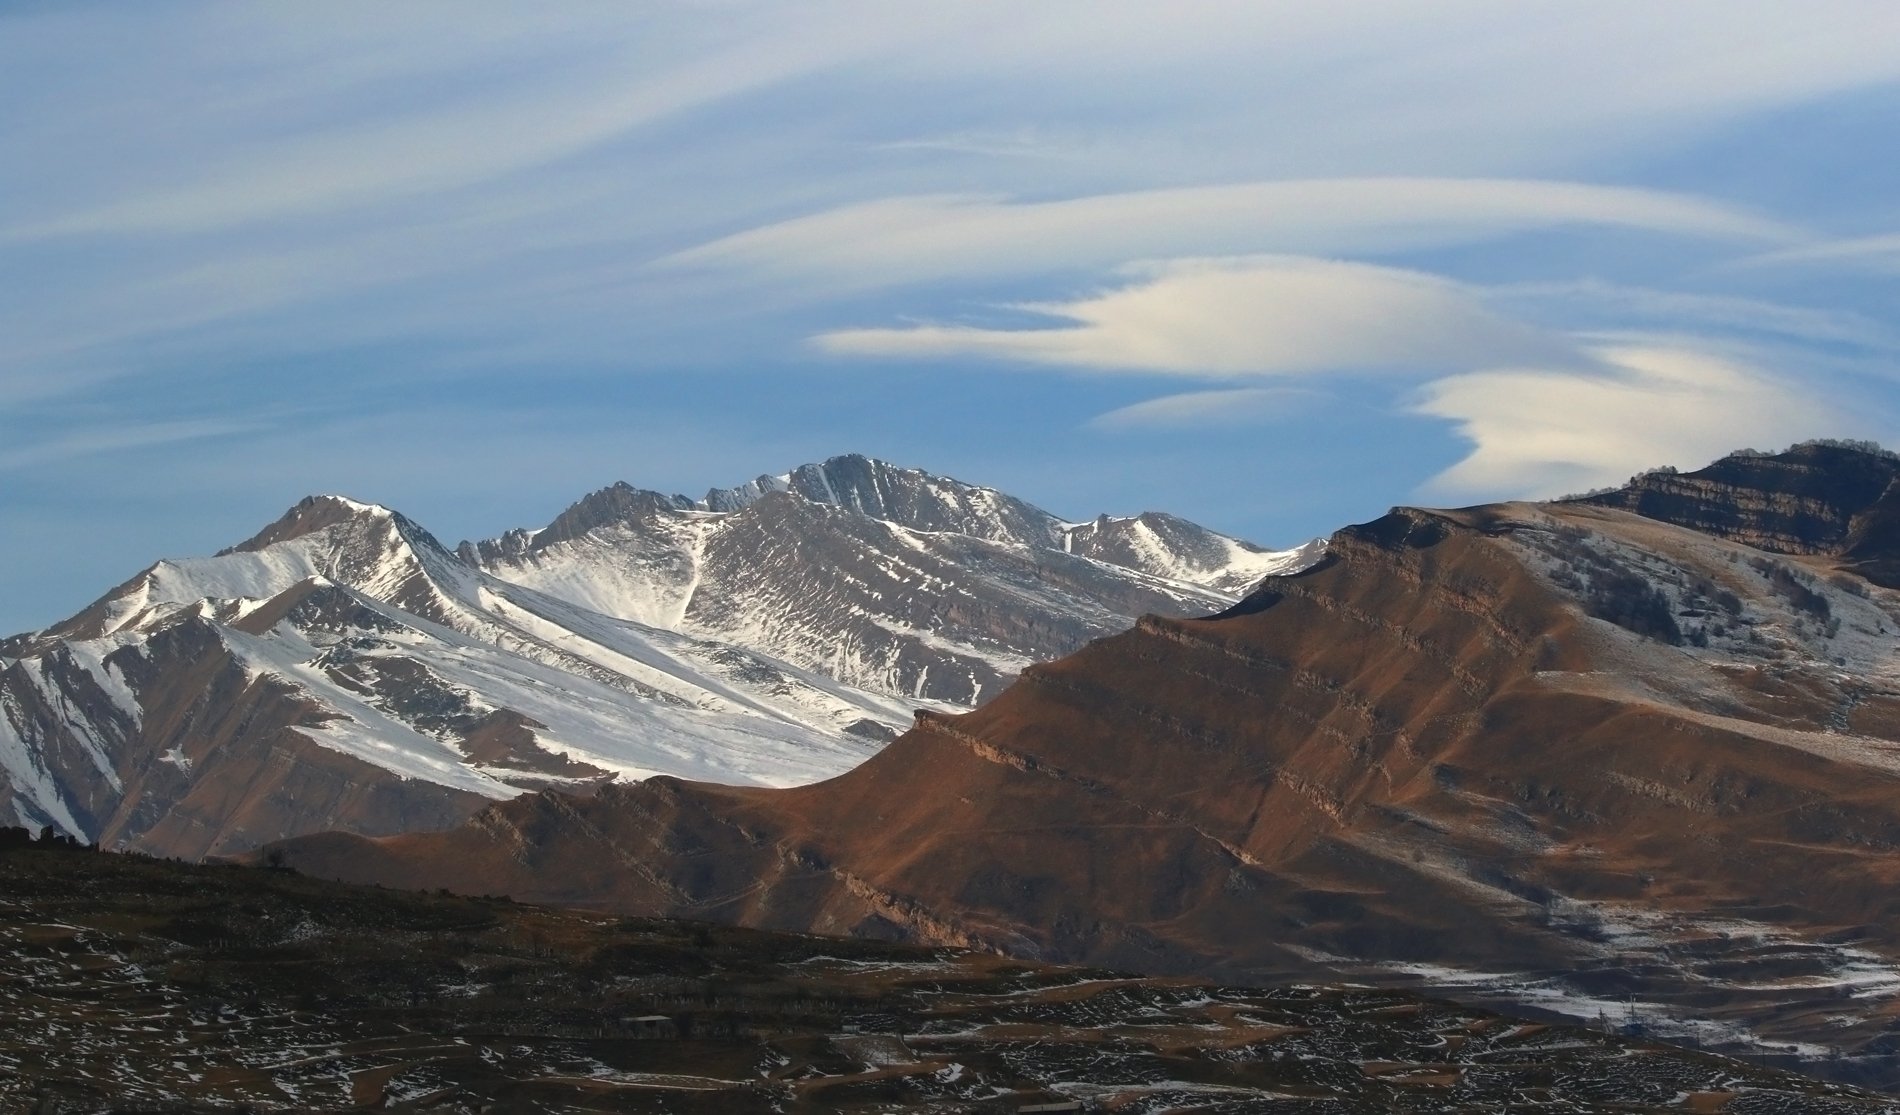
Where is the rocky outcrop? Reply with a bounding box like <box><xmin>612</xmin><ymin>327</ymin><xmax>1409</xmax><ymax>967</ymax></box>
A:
<box><xmin>700</xmin><ymin>454</ymin><xmax>1059</xmax><ymax>545</ymax></box>
<box><xmin>1578</xmin><ymin>441</ymin><xmax>1900</xmax><ymax>583</ymax></box>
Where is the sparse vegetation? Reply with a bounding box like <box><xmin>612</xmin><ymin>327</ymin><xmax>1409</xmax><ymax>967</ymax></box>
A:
<box><xmin>1729</xmin><ymin>438</ymin><xmax>1899</xmax><ymax>462</ymax></box>
<box><xmin>1582</xmin><ymin>565</ymin><xmax>1683</xmax><ymax>645</ymax></box>
<box><xmin>1793</xmin><ymin>437</ymin><xmax>1900</xmax><ymax>460</ymax></box>
<box><xmin>1752</xmin><ymin>556</ymin><xmax>1832</xmax><ymax>621</ymax></box>
<box><xmin>1534</xmin><ymin>526</ymin><xmax>1684</xmax><ymax>644</ymax></box>
<box><xmin>1562</xmin><ymin>439</ymin><xmax>1898</xmax><ymax>502</ymax></box>
<box><xmin>0</xmin><ymin>823</ymin><xmax>95</xmax><ymax>852</ymax></box>
<box><xmin>6</xmin><ymin>845</ymin><xmax>1892</xmax><ymax>1113</ymax></box>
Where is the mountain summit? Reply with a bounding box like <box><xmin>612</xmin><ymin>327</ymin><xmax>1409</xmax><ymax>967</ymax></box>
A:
<box><xmin>699</xmin><ymin>454</ymin><xmax>1060</xmax><ymax>541</ymax></box>
<box><xmin>0</xmin><ymin>456</ymin><xmax>1313</xmax><ymax>858</ymax></box>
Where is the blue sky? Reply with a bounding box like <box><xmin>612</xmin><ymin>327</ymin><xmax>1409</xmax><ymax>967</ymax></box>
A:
<box><xmin>5</xmin><ymin>2</ymin><xmax>1900</xmax><ymax>634</ymax></box>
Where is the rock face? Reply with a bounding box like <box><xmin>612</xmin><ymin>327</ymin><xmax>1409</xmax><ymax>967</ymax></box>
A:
<box><xmin>274</xmin><ymin>444</ymin><xmax>1900</xmax><ymax>1085</ymax></box>
<box><xmin>0</xmin><ymin>458</ymin><xmax>1310</xmax><ymax>859</ymax></box>
<box><xmin>1579</xmin><ymin>440</ymin><xmax>1900</xmax><ymax>584</ymax></box>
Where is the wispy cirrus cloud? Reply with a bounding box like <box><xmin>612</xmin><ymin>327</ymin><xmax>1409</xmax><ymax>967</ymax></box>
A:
<box><xmin>1487</xmin><ymin>280</ymin><xmax>1900</xmax><ymax>351</ymax></box>
<box><xmin>670</xmin><ymin>178</ymin><xmax>1799</xmax><ymax>291</ymax></box>
<box><xmin>1740</xmin><ymin>231</ymin><xmax>1900</xmax><ymax>272</ymax></box>
<box><xmin>10</xmin><ymin>14</ymin><xmax>914</xmax><ymax>240</ymax></box>
<box><xmin>0</xmin><ymin>416</ymin><xmax>278</xmax><ymax>472</ymax></box>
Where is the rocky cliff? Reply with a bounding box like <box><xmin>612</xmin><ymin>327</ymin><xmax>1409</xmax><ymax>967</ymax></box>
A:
<box><xmin>1579</xmin><ymin>440</ymin><xmax>1900</xmax><ymax>585</ymax></box>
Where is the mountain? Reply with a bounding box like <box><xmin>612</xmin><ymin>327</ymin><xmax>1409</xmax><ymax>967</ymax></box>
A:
<box><xmin>463</xmin><ymin>454</ymin><xmax>1320</xmax><ymax>704</ymax></box>
<box><xmin>0</xmin><ymin>457</ymin><xmax>1310</xmax><ymax>859</ymax></box>
<box><xmin>270</xmin><ymin>442</ymin><xmax>1900</xmax><ymax>1087</ymax></box>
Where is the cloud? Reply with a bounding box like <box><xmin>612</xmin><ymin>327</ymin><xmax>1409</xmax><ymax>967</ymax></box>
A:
<box><xmin>7</xmin><ymin>0</ymin><xmax>1900</xmax><ymax>628</ymax></box>
<box><xmin>1088</xmin><ymin>387</ymin><xmax>1322</xmax><ymax>431</ymax></box>
<box><xmin>670</xmin><ymin>178</ymin><xmax>1798</xmax><ymax>290</ymax></box>
<box><xmin>0</xmin><ymin>417</ymin><xmax>276</xmax><ymax>471</ymax></box>
<box><xmin>817</xmin><ymin>257</ymin><xmax>1575</xmax><ymax>376</ymax></box>
<box><xmin>1739</xmin><ymin>231</ymin><xmax>1900</xmax><ymax>272</ymax></box>
<box><xmin>23</xmin><ymin>72</ymin><xmax>796</xmax><ymax>241</ymax></box>
<box><xmin>1487</xmin><ymin>280</ymin><xmax>1899</xmax><ymax>351</ymax></box>
<box><xmin>872</xmin><ymin>127</ymin><xmax>1083</xmax><ymax>160</ymax></box>
<box><xmin>1414</xmin><ymin>344</ymin><xmax>1861</xmax><ymax>500</ymax></box>
<box><xmin>13</xmin><ymin>3</ymin><xmax>1894</xmax><ymax>248</ymax></box>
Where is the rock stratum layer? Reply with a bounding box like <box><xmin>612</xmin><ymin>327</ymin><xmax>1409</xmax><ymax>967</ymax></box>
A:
<box><xmin>276</xmin><ymin>444</ymin><xmax>1900</xmax><ymax>1086</ymax></box>
<box><xmin>1581</xmin><ymin>440</ymin><xmax>1900</xmax><ymax>584</ymax></box>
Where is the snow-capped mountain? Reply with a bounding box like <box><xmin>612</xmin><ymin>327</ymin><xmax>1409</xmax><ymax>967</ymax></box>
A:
<box><xmin>467</xmin><ymin>455</ymin><xmax>1323</xmax><ymax>705</ymax></box>
<box><xmin>0</xmin><ymin>456</ymin><xmax>1315</xmax><ymax>857</ymax></box>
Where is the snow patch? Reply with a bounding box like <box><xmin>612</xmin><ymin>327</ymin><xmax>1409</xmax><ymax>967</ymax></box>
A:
<box><xmin>0</xmin><ymin>691</ymin><xmax>88</xmax><ymax>839</ymax></box>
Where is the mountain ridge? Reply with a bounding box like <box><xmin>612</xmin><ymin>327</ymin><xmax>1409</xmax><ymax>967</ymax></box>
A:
<box><xmin>457</xmin><ymin>452</ymin><xmax>1317</xmax><ymax>704</ymax></box>
<box><xmin>1576</xmin><ymin>440</ymin><xmax>1900</xmax><ymax>586</ymax></box>
<box><xmin>0</xmin><ymin>454</ymin><xmax>1314</xmax><ymax>860</ymax></box>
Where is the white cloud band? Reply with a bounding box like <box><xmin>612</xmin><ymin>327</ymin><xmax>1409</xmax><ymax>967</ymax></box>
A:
<box><xmin>1414</xmin><ymin>345</ymin><xmax>1852</xmax><ymax>499</ymax></box>
<box><xmin>673</xmin><ymin>178</ymin><xmax>1799</xmax><ymax>291</ymax></box>
<box><xmin>816</xmin><ymin>256</ymin><xmax>1576</xmax><ymax>375</ymax></box>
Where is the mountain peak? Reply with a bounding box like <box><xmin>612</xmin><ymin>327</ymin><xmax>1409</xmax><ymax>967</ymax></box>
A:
<box><xmin>218</xmin><ymin>494</ymin><xmax>398</xmax><ymax>556</ymax></box>
<box><xmin>459</xmin><ymin>482</ymin><xmax>698</xmax><ymax>566</ymax></box>
<box><xmin>543</xmin><ymin>483</ymin><xmax>694</xmax><ymax>545</ymax></box>
<box><xmin>702</xmin><ymin>454</ymin><xmax>1062</xmax><ymax>544</ymax></box>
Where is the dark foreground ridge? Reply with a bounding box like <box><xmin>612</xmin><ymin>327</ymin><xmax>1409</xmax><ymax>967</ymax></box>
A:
<box><xmin>5</xmin><ymin>844</ymin><xmax>1893</xmax><ymax>1114</ymax></box>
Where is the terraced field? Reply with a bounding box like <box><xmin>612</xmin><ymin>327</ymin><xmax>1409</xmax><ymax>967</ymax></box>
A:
<box><xmin>2</xmin><ymin>845</ymin><xmax>1896</xmax><ymax>1113</ymax></box>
